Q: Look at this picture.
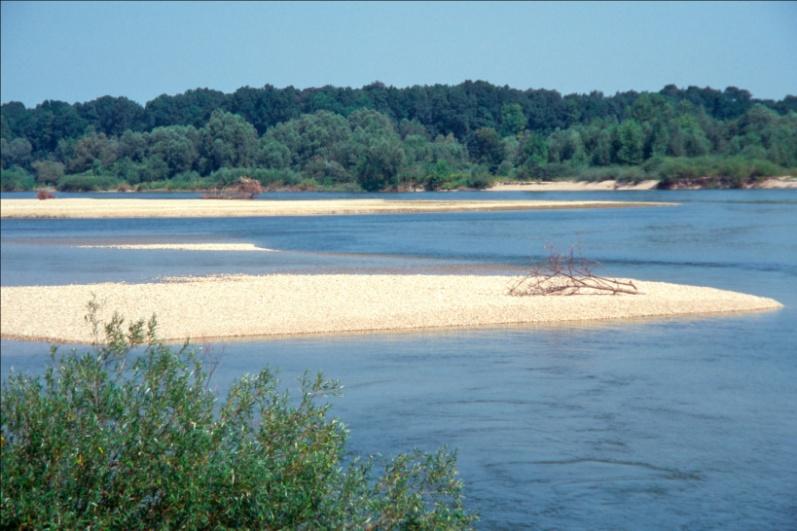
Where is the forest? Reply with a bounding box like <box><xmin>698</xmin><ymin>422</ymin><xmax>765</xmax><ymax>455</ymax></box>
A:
<box><xmin>1</xmin><ymin>81</ymin><xmax>795</xmax><ymax>192</ymax></box>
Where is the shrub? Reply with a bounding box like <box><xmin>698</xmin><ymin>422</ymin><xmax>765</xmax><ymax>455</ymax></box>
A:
<box><xmin>0</xmin><ymin>309</ymin><xmax>476</xmax><ymax>529</ymax></box>
<box><xmin>57</xmin><ymin>173</ymin><xmax>123</xmax><ymax>192</ymax></box>
<box><xmin>0</xmin><ymin>166</ymin><xmax>35</xmax><ymax>191</ymax></box>
<box><xmin>577</xmin><ymin>165</ymin><xmax>647</xmax><ymax>183</ymax></box>
<box><xmin>135</xmin><ymin>174</ymin><xmax>218</xmax><ymax>191</ymax></box>
<box><xmin>464</xmin><ymin>174</ymin><xmax>493</xmax><ymax>190</ymax></box>
<box><xmin>516</xmin><ymin>162</ymin><xmax>574</xmax><ymax>181</ymax></box>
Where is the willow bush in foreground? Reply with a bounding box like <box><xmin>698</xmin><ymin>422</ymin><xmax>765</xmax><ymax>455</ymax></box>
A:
<box><xmin>0</xmin><ymin>312</ymin><xmax>475</xmax><ymax>529</ymax></box>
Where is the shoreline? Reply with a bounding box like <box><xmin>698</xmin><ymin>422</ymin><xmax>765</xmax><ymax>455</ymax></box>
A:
<box><xmin>0</xmin><ymin>198</ymin><xmax>674</xmax><ymax>219</ymax></box>
<box><xmin>3</xmin><ymin>177</ymin><xmax>794</xmax><ymax>198</ymax></box>
<box><xmin>488</xmin><ymin>180</ymin><xmax>660</xmax><ymax>192</ymax></box>
<box><xmin>1</xmin><ymin>274</ymin><xmax>782</xmax><ymax>344</ymax></box>
<box><xmin>487</xmin><ymin>176</ymin><xmax>797</xmax><ymax>192</ymax></box>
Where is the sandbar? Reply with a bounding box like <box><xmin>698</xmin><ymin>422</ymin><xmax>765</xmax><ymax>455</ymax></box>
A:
<box><xmin>756</xmin><ymin>177</ymin><xmax>797</xmax><ymax>189</ymax></box>
<box><xmin>0</xmin><ymin>274</ymin><xmax>781</xmax><ymax>343</ymax></box>
<box><xmin>488</xmin><ymin>180</ymin><xmax>660</xmax><ymax>192</ymax></box>
<box><xmin>0</xmin><ymin>198</ymin><xmax>674</xmax><ymax>219</ymax></box>
<box><xmin>77</xmin><ymin>243</ymin><xmax>275</xmax><ymax>252</ymax></box>
<box><xmin>488</xmin><ymin>177</ymin><xmax>797</xmax><ymax>191</ymax></box>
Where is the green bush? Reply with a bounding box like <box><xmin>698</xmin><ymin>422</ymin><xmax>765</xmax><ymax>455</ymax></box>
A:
<box><xmin>0</xmin><ymin>166</ymin><xmax>35</xmax><ymax>191</ymax></box>
<box><xmin>464</xmin><ymin>174</ymin><xmax>493</xmax><ymax>190</ymax></box>
<box><xmin>136</xmin><ymin>173</ymin><xmax>219</xmax><ymax>191</ymax></box>
<box><xmin>515</xmin><ymin>162</ymin><xmax>574</xmax><ymax>181</ymax></box>
<box><xmin>1</xmin><ymin>309</ymin><xmax>476</xmax><ymax>529</ymax></box>
<box><xmin>576</xmin><ymin>165</ymin><xmax>647</xmax><ymax>183</ymax></box>
<box><xmin>57</xmin><ymin>173</ymin><xmax>123</xmax><ymax>192</ymax></box>
<box><xmin>647</xmin><ymin>156</ymin><xmax>788</xmax><ymax>188</ymax></box>
<box><xmin>432</xmin><ymin>172</ymin><xmax>494</xmax><ymax>190</ymax></box>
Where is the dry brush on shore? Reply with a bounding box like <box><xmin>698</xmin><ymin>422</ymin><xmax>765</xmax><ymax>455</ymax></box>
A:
<box><xmin>508</xmin><ymin>247</ymin><xmax>639</xmax><ymax>296</ymax></box>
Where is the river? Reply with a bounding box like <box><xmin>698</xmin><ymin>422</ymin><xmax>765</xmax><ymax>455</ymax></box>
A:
<box><xmin>2</xmin><ymin>190</ymin><xmax>795</xmax><ymax>529</ymax></box>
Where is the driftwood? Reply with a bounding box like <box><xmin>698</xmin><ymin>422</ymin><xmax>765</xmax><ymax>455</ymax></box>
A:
<box><xmin>507</xmin><ymin>246</ymin><xmax>639</xmax><ymax>296</ymax></box>
<box><xmin>36</xmin><ymin>188</ymin><xmax>56</xmax><ymax>200</ymax></box>
<box><xmin>202</xmin><ymin>177</ymin><xmax>264</xmax><ymax>199</ymax></box>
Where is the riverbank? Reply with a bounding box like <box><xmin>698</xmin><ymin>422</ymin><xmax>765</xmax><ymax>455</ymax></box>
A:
<box><xmin>488</xmin><ymin>180</ymin><xmax>659</xmax><ymax>192</ymax></box>
<box><xmin>0</xmin><ymin>198</ymin><xmax>673</xmax><ymax>219</ymax></box>
<box><xmin>0</xmin><ymin>274</ymin><xmax>781</xmax><ymax>343</ymax></box>
<box><xmin>487</xmin><ymin>176</ymin><xmax>796</xmax><ymax>192</ymax></box>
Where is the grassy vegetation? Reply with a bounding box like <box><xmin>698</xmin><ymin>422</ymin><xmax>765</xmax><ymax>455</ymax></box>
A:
<box><xmin>56</xmin><ymin>173</ymin><xmax>124</xmax><ymax>192</ymax></box>
<box><xmin>3</xmin><ymin>159</ymin><xmax>791</xmax><ymax>194</ymax></box>
<box><xmin>520</xmin><ymin>156</ymin><xmax>793</xmax><ymax>189</ymax></box>
<box><xmin>0</xmin><ymin>309</ymin><xmax>476</xmax><ymax>529</ymax></box>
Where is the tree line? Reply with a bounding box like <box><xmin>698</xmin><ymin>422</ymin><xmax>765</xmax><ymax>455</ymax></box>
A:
<box><xmin>2</xmin><ymin>81</ymin><xmax>795</xmax><ymax>191</ymax></box>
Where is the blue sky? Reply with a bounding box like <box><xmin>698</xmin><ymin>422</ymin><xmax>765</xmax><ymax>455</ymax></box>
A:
<box><xmin>2</xmin><ymin>1</ymin><xmax>795</xmax><ymax>107</ymax></box>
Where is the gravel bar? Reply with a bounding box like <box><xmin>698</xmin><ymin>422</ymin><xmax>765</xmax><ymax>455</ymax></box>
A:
<box><xmin>1</xmin><ymin>274</ymin><xmax>781</xmax><ymax>343</ymax></box>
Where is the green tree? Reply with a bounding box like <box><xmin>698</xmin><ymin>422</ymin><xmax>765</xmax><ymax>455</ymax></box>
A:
<box><xmin>516</xmin><ymin>131</ymin><xmax>549</xmax><ymax>169</ymax></box>
<box><xmin>148</xmin><ymin>126</ymin><xmax>199</xmax><ymax>177</ymax></box>
<box><xmin>468</xmin><ymin>127</ymin><xmax>505</xmax><ymax>172</ymax></box>
<box><xmin>117</xmin><ymin>131</ymin><xmax>148</xmax><ymax>162</ymax></box>
<box><xmin>199</xmin><ymin>110</ymin><xmax>258</xmax><ymax>172</ymax></box>
<box><xmin>257</xmin><ymin>137</ymin><xmax>292</xmax><ymax>169</ymax></box>
<box><xmin>31</xmin><ymin>160</ymin><xmax>65</xmax><ymax>185</ymax></box>
<box><xmin>548</xmin><ymin>128</ymin><xmax>587</xmax><ymax>165</ymax></box>
<box><xmin>67</xmin><ymin>133</ymin><xmax>119</xmax><ymax>173</ymax></box>
<box><xmin>76</xmin><ymin>96</ymin><xmax>146</xmax><ymax>136</ymax></box>
<box><xmin>25</xmin><ymin>100</ymin><xmax>88</xmax><ymax>154</ymax></box>
<box><xmin>267</xmin><ymin>111</ymin><xmax>352</xmax><ymax>168</ymax></box>
<box><xmin>356</xmin><ymin>137</ymin><xmax>405</xmax><ymax>191</ymax></box>
<box><xmin>669</xmin><ymin>115</ymin><xmax>711</xmax><ymax>157</ymax></box>
<box><xmin>613</xmin><ymin>119</ymin><xmax>645</xmax><ymax>165</ymax></box>
<box><xmin>500</xmin><ymin>103</ymin><xmax>526</xmax><ymax>136</ymax></box>
<box><xmin>430</xmin><ymin>134</ymin><xmax>469</xmax><ymax>168</ymax></box>
<box><xmin>0</xmin><ymin>137</ymin><xmax>32</xmax><ymax>169</ymax></box>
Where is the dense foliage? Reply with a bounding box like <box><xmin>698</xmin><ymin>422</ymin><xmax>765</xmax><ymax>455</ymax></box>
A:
<box><xmin>2</xmin><ymin>81</ymin><xmax>795</xmax><ymax>191</ymax></box>
<box><xmin>0</xmin><ymin>311</ymin><xmax>476</xmax><ymax>528</ymax></box>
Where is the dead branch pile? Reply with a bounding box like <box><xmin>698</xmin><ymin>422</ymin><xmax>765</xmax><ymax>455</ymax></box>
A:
<box><xmin>36</xmin><ymin>188</ymin><xmax>56</xmax><ymax>200</ymax></box>
<box><xmin>202</xmin><ymin>177</ymin><xmax>264</xmax><ymax>199</ymax></box>
<box><xmin>507</xmin><ymin>246</ymin><xmax>639</xmax><ymax>296</ymax></box>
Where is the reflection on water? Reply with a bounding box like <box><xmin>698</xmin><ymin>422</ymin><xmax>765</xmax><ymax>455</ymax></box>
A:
<box><xmin>2</xmin><ymin>190</ymin><xmax>796</xmax><ymax>529</ymax></box>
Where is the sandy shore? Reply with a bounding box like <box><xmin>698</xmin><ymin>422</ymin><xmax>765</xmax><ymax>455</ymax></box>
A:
<box><xmin>78</xmin><ymin>243</ymin><xmax>276</xmax><ymax>252</ymax></box>
<box><xmin>0</xmin><ymin>274</ymin><xmax>781</xmax><ymax>343</ymax></box>
<box><xmin>488</xmin><ymin>180</ymin><xmax>660</xmax><ymax>192</ymax></box>
<box><xmin>756</xmin><ymin>177</ymin><xmax>797</xmax><ymax>189</ymax></box>
<box><xmin>488</xmin><ymin>176</ymin><xmax>797</xmax><ymax>192</ymax></box>
<box><xmin>0</xmin><ymin>198</ymin><xmax>673</xmax><ymax>219</ymax></box>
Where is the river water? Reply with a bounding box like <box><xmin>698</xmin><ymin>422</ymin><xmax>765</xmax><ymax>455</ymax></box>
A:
<box><xmin>2</xmin><ymin>190</ymin><xmax>796</xmax><ymax>529</ymax></box>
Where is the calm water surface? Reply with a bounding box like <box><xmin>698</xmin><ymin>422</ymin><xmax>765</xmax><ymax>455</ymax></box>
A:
<box><xmin>2</xmin><ymin>190</ymin><xmax>796</xmax><ymax>529</ymax></box>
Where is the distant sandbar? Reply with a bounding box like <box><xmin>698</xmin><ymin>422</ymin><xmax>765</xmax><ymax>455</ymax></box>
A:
<box><xmin>78</xmin><ymin>243</ymin><xmax>275</xmax><ymax>252</ymax></box>
<box><xmin>488</xmin><ymin>180</ymin><xmax>660</xmax><ymax>192</ymax></box>
<box><xmin>0</xmin><ymin>198</ymin><xmax>674</xmax><ymax>219</ymax></box>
